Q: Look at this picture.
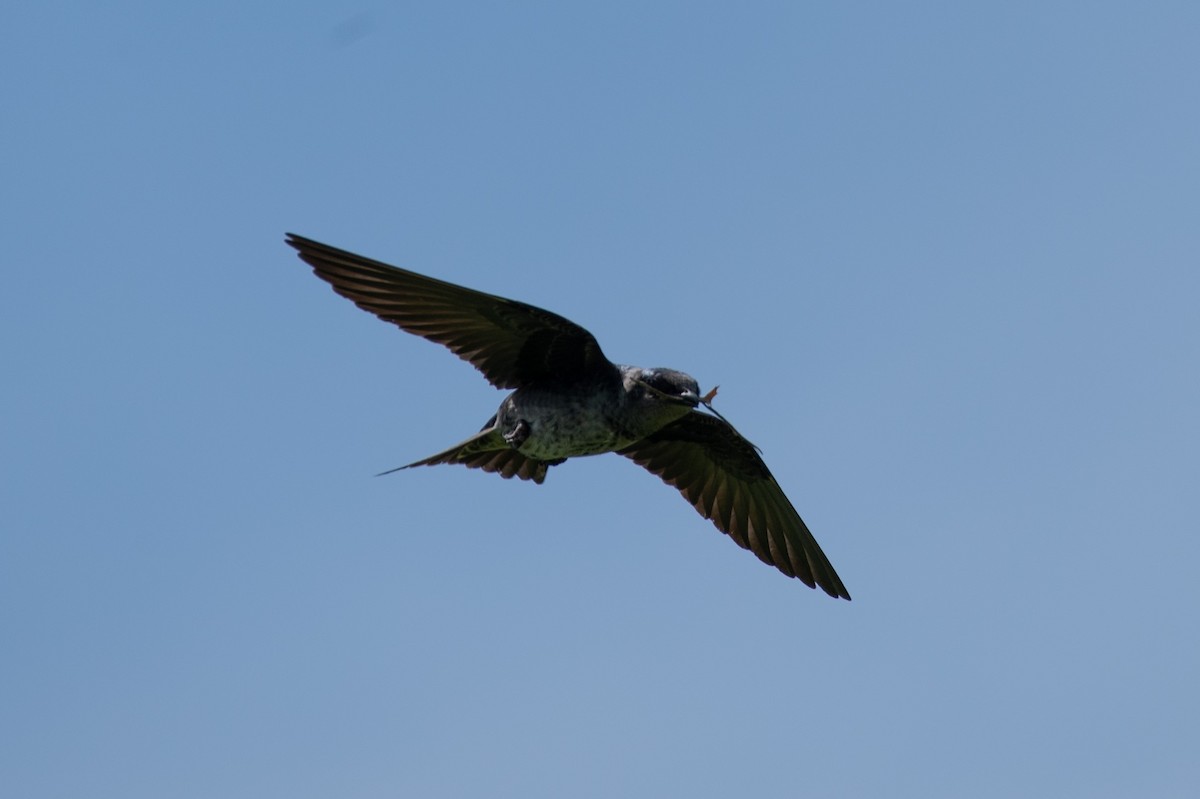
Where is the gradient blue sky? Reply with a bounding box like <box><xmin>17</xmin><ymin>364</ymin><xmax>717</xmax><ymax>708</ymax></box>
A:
<box><xmin>4</xmin><ymin>2</ymin><xmax>1198</xmax><ymax>797</ymax></box>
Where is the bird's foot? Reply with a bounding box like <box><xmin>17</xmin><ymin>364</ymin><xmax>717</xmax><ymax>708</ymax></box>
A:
<box><xmin>503</xmin><ymin>419</ymin><xmax>531</xmax><ymax>449</ymax></box>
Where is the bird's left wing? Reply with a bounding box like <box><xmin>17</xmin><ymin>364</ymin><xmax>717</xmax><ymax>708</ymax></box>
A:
<box><xmin>617</xmin><ymin>412</ymin><xmax>850</xmax><ymax>599</ymax></box>
<box><xmin>286</xmin><ymin>234</ymin><xmax>615</xmax><ymax>389</ymax></box>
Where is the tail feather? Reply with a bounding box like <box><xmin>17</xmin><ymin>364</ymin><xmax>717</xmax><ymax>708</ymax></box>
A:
<box><xmin>379</xmin><ymin>427</ymin><xmax>561</xmax><ymax>484</ymax></box>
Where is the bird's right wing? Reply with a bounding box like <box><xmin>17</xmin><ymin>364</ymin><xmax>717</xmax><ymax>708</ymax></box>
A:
<box><xmin>286</xmin><ymin>234</ymin><xmax>616</xmax><ymax>389</ymax></box>
<box><xmin>618</xmin><ymin>412</ymin><xmax>850</xmax><ymax>599</ymax></box>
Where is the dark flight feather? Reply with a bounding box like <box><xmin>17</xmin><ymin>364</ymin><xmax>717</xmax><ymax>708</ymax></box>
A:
<box><xmin>618</xmin><ymin>413</ymin><xmax>850</xmax><ymax>599</ymax></box>
<box><xmin>286</xmin><ymin>234</ymin><xmax>614</xmax><ymax>389</ymax></box>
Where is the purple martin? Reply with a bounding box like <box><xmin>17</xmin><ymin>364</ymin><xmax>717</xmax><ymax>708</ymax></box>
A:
<box><xmin>286</xmin><ymin>234</ymin><xmax>850</xmax><ymax>599</ymax></box>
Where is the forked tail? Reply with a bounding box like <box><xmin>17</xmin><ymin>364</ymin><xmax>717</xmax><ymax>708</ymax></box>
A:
<box><xmin>378</xmin><ymin>425</ymin><xmax>562</xmax><ymax>484</ymax></box>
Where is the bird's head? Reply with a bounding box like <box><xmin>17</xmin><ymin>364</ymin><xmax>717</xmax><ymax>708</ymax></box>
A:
<box><xmin>625</xmin><ymin>367</ymin><xmax>711</xmax><ymax>432</ymax></box>
<box><xmin>628</xmin><ymin>367</ymin><xmax>720</xmax><ymax>427</ymax></box>
<box><xmin>629</xmin><ymin>367</ymin><xmax>755</xmax><ymax>448</ymax></box>
<box><xmin>634</xmin><ymin>368</ymin><xmax>702</xmax><ymax>408</ymax></box>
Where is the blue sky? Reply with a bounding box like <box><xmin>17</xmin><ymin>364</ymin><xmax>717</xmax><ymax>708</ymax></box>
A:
<box><xmin>3</xmin><ymin>2</ymin><xmax>1198</xmax><ymax>796</ymax></box>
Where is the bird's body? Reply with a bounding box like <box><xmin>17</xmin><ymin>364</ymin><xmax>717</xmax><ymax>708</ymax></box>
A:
<box><xmin>497</xmin><ymin>372</ymin><xmax>636</xmax><ymax>460</ymax></box>
<box><xmin>389</xmin><ymin>364</ymin><xmax>701</xmax><ymax>483</ymax></box>
<box><xmin>286</xmin><ymin>233</ymin><xmax>851</xmax><ymax>599</ymax></box>
<box><xmin>498</xmin><ymin>366</ymin><xmax>698</xmax><ymax>459</ymax></box>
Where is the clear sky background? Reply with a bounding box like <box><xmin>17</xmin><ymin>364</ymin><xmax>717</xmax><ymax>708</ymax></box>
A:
<box><xmin>3</xmin><ymin>2</ymin><xmax>1198</xmax><ymax>797</ymax></box>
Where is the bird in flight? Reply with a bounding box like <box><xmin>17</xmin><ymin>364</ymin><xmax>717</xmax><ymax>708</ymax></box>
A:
<box><xmin>286</xmin><ymin>234</ymin><xmax>850</xmax><ymax>599</ymax></box>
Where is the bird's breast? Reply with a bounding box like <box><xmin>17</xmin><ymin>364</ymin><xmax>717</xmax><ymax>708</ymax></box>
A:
<box><xmin>501</xmin><ymin>388</ymin><xmax>631</xmax><ymax>460</ymax></box>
